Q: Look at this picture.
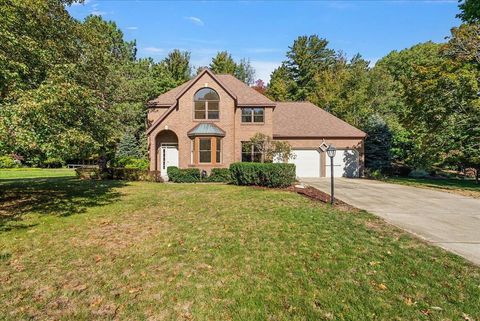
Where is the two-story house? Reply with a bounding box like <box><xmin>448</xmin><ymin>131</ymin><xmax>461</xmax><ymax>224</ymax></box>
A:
<box><xmin>146</xmin><ymin>69</ymin><xmax>366</xmax><ymax>178</ymax></box>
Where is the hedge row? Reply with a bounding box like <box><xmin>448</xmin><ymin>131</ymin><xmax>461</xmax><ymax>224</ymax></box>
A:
<box><xmin>75</xmin><ymin>168</ymin><xmax>163</xmax><ymax>182</ymax></box>
<box><xmin>166</xmin><ymin>167</ymin><xmax>233</xmax><ymax>183</ymax></box>
<box><xmin>167</xmin><ymin>167</ymin><xmax>201</xmax><ymax>183</ymax></box>
<box><xmin>229</xmin><ymin>162</ymin><xmax>296</xmax><ymax>188</ymax></box>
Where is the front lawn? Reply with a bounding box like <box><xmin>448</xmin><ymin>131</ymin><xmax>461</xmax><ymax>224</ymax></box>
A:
<box><xmin>0</xmin><ymin>168</ymin><xmax>75</xmax><ymax>179</ymax></box>
<box><xmin>385</xmin><ymin>177</ymin><xmax>480</xmax><ymax>199</ymax></box>
<box><xmin>1</xmin><ymin>171</ymin><xmax>479</xmax><ymax>320</ymax></box>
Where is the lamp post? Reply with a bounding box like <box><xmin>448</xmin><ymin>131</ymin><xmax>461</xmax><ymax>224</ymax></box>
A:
<box><xmin>326</xmin><ymin>144</ymin><xmax>336</xmax><ymax>205</ymax></box>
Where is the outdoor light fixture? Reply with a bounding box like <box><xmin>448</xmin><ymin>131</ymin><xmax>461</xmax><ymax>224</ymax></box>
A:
<box><xmin>326</xmin><ymin>144</ymin><xmax>336</xmax><ymax>205</ymax></box>
<box><xmin>326</xmin><ymin>144</ymin><xmax>336</xmax><ymax>158</ymax></box>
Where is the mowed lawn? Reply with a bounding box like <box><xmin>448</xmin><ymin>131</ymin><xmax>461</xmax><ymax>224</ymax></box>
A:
<box><xmin>386</xmin><ymin>177</ymin><xmax>480</xmax><ymax>199</ymax></box>
<box><xmin>1</xmin><ymin>170</ymin><xmax>479</xmax><ymax>320</ymax></box>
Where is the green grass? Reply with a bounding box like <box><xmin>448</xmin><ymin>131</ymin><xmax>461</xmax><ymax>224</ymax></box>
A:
<box><xmin>1</xmin><ymin>170</ymin><xmax>479</xmax><ymax>320</ymax></box>
<box><xmin>385</xmin><ymin>177</ymin><xmax>480</xmax><ymax>198</ymax></box>
<box><xmin>0</xmin><ymin>168</ymin><xmax>75</xmax><ymax>179</ymax></box>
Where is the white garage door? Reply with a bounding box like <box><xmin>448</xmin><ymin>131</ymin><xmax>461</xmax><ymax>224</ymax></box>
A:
<box><xmin>289</xmin><ymin>149</ymin><xmax>321</xmax><ymax>177</ymax></box>
<box><xmin>326</xmin><ymin>149</ymin><xmax>359</xmax><ymax>178</ymax></box>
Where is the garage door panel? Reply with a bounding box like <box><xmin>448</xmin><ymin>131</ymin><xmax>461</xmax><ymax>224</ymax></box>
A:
<box><xmin>289</xmin><ymin>149</ymin><xmax>320</xmax><ymax>178</ymax></box>
<box><xmin>326</xmin><ymin>149</ymin><xmax>359</xmax><ymax>178</ymax></box>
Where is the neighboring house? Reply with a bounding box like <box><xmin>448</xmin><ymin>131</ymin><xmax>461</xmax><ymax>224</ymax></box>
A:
<box><xmin>147</xmin><ymin>69</ymin><xmax>366</xmax><ymax>178</ymax></box>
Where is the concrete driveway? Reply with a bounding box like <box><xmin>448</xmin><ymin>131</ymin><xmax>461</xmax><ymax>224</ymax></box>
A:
<box><xmin>301</xmin><ymin>177</ymin><xmax>480</xmax><ymax>265</ymax></box>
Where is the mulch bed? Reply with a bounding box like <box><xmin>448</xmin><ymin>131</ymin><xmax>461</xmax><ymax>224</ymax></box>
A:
<box><xmin>287</xmin><ymin>185</ymin><xmax>360</xmax><ymax>212</ymax></box>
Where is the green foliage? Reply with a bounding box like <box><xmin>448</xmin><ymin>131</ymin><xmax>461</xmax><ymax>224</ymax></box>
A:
<box><xmin>210</xmin><ymin>51</ymin><xmax>237</xmax><ymax>74</ymax></box>
<box><xmin>116</xmin><ymin>132</ymin><xmax>143</xmax><ymax>159</ymax></box>
<box><xmin>0</xmin><ymin>156</ymin><xmax>19</xmax><ymax>168</ymax></box>
<box><xmin>75</xmin><ymin>167</ymin><xmax>162</xmax><ymax>182</ymax></box>
<box><xmin>364</xmin><ymin>115</ymin><xmax>392</xmax><ymax>172</ymax></box>
<box><xmin>364</xmin><ymin>169</ymin><xmax>386</xmax><ymax>180</ymax></box>
<box><xmin>206</xmin><ymin>168</ymin><xmax>232</xmax><ymax>183</ymax></box>
<box><xmin>229</xmin><ymin>162</ymin><xmax>296</xmax><ymax>188</ymax></box>
<box><xmin>42</xmin><ymin>157</ymin><xmax>65</xmax><ymax>168</ymax></box>
<box><xmin>167</xmin><ymin>166</ymin><xmax>201</xmax><ymax>183</ymax></box>
<box><xmin>163</xmin><ymin>49</ymin><xmax>191</xmax><ymax>84</ymax></box>
<box><xmin>457</xmin><ymin>0</ymin><xmax>480</xmax><ymax>23</ymax></box>
<box><xmin>113</xmin><ymin>157</ymin><xmax>149</xmax><ymax>170</ymax></box>
<box><xmin>0</xmin><ymin>1</ymin><xmax>177</xmax><ymax>167</ymax></box>
<box><xmin>209</xmin><ymin>52</ymin><xmax>256</xmax><ymax>84</ymax></box>
<box><xmin>247</xmin><ymin>133</ymin><xmax>294</xmax><ymax>163</ymax></box>
<box><xmin>235</xmin><ymin>58</ymin><xmax>255</xmax><ymax>85</ymax></box>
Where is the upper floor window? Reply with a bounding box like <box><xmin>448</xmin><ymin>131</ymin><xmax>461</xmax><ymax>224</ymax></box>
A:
<box><xmin>241</xmin><ymin>108</ymin><xmax>264</xmax><ymax>123</ymax></box>
<box><xmin>194</xmin><ymin>88</ymin><xmax>219</xmax><ymax>120</ymax></box>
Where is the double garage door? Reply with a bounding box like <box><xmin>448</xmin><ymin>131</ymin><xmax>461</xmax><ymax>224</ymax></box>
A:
<box><xmin>289</xmin><ymin>149</ymin><xmax>359</xmax><ymax>178</ymax></box>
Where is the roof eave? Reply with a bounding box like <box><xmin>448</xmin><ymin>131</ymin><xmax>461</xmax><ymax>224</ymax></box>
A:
<box><xmin>273</xmin><ymin>134</ymin><xmax>367</xmax><ymax>139</ymax></box>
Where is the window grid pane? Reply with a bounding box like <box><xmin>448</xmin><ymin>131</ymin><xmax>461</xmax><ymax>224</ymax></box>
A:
<box><xmin>195</xmin><ymin>101</ymin><xmax>206</xmax><ymax>120</ymax></box>
<box><xmin>216</xmin><ymin>138</ymin><xmax>221</xmax><ymax>163</ymax></box>
<box><xmin>253</xmin><ymin>108</ymin><xmax>264</xmax><ymax>123</ymax></box>
<box><xmin>199</xmin><ymin>138</ymin><xmax>211</xmax><ymax>163</ymax></box>
<box><xmin>241</xmin><ymin>108</ymin><xmax>253</xmax><ymax>123</ymax></box>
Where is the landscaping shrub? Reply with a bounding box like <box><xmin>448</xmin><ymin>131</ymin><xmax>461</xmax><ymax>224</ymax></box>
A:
<box><xmin>206</xmin><ymin>168</ymin><xmax>232</xmax><ymax>182</ymax></box>
<box><xmin>365</xmin><ymin>168</ymin><xmax>386</xmax><ymax>180</ymax></box>
<box><xmin>229</xmin><ymin>162</ymin><xmax>296</xmax><ymax>188</ymax></box>
<box><xmin>167</xmin><ymin>166</ymin><xmax>201</xmax><ymax>183</ymax></box>
<box><xmin>0</xmin><ymin>155</ymin><xmax>19</xmax><ymax>168</ymax></box>
<box><xmin>113</xmin><ymin>157</ymin><xmax>149</xmax><ymax>170</ymax></box>
<box><xmin>75</xmin><ymin>168</ymin><xmax>163</xmax><ymax>182</ymax></box>
<box><xmin>42</xmin><ymin>157</ymin><xmax>64</xmax><ymax>168</ymax></box>
<box><xmin>111</xmin><ymin>168</ymin><xmax>162</xmax><ymax>182</ymax></box>
<box><xmin>75</xmin><ymin>168</ymin><xmax>104</xmax><ymax>180</ymax></box>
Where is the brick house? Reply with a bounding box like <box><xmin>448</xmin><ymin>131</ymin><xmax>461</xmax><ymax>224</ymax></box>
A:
<box><xmin>147</xmin><ymin>69</ymin><xmax>366</xmax><ymax>178</ymax></box>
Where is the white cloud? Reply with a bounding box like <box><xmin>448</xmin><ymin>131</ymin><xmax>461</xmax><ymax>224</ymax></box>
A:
<box><xmin>70</xmin><ymin>0</ymin><xmax>91</xmax><ymax>6</ymax></box>
<box><xmin>91</xmin><ymin>10</ymin><xmax>106</xmax><ymax>15</ymax></box>
<box><xmin>126</xmin><ymin>26</ymin><xmax>138</xmax><ymax>30</ymax></box>
<box><xmin>250</xmin><ymin>60</ymin><xmax>281</xmax><ymax>84</ymax></box>
<box><xmin>184</xmin><ymin>16</ymin><xmax>204</xmax><ymax>26</ymax></box>
<box><xmin>143</xmin><ymin>47</ymin><xmax>165</xmax><ymax>54</ymax></box>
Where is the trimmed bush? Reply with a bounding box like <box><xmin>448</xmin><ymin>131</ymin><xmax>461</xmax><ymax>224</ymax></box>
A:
<box><xmin>229</xmin><ymin>162</ymin><xmax>296</xmax><ymax>188</ymax></box>
<box><xmin>113</xmin><ymin>157</ymin><xmax>149</xmax><ymax>170</ymax></box>
<box><xmin>167</xmin><ymin>166</ymin><xmax>201</xmax><ymax>183</ymax></box>
<box><xmin>43</xmin><ymin>157</ymin><xmax>64</xmax><ymax>168</ymax></box>
<box><xmin>0</xmin><ymin>155</ymin><xmax>19</xmax><ymax>168</ymax></box>
<box><xmin>206</xmin><ymin>168</ymin><xmax>232</xmax><ymax>182</ymax></box>
<box><xmin>75</xmin><ymin>168</ymin><xmax>163</xmax><ymax>182</ymax></box>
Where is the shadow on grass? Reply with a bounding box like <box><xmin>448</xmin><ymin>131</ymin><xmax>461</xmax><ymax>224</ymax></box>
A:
<box><xmin>393</xmin><ymin>177</ymin><xmax>480</xmax><ymax>191</ymax></box>
<box><xmin>0</xmin><ymin>176</ymin><xmax>126</xmax><ymax>232</ymax></box>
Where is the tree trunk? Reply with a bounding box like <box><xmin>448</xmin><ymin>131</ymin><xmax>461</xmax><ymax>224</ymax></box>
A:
<box><xmin>98</xmin><ymin>151</ymin><xmax>107</xmax><ymax>171</ymax></box>
<box><xmin>476</xmin><ymin>167</ymin><xmax>479</xmax><ymax>184</ymax></box>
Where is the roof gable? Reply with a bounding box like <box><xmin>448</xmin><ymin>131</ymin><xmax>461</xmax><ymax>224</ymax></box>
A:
<box><xmin>148</xmin><ymin>69</ymin><xmax>237</xmax><ymax>107</ymax></box>
<box><xmin>148</xmin><ymin>69</ymin><xmax>275</xmax><ymax>108</ymax></box>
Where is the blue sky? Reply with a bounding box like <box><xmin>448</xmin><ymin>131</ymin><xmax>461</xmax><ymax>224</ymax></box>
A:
<box><xmin>68</xmin><ymin>0</ymin><xmax>461</xmax><ymax>83</ymax></box>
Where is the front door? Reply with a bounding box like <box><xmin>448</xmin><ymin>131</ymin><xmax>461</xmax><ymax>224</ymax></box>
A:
<box><xmin>160</xmin><ymin>144</ymin><xmax>179</xmax><ymax>175</ymax></box>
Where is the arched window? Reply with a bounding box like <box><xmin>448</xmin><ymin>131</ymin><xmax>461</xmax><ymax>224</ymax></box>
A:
<box><xmin>194</xmin><ymin>88</ymin><xmax>220</xmax><ymax>120</ymax></box>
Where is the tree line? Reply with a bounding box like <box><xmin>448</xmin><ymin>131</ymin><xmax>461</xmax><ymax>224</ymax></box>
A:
<box><xmin>266</xmin><ymin>2</ymin><xmax>480</xmax><ymax>181</ymax></box>
<box><xmin>0</xmin><ymin>0</ymin><xmax>478</xmax><ymax>181</ymax></box>
<box><xmin>0</xmin><ymin>0</ymin><xmax>255</xmax><ymax>168</ymax></box>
